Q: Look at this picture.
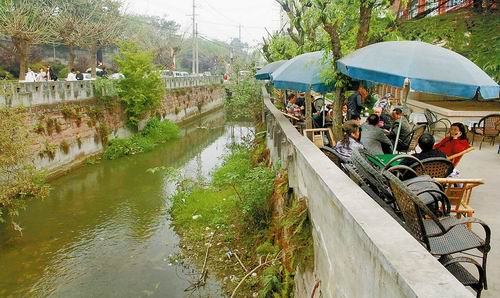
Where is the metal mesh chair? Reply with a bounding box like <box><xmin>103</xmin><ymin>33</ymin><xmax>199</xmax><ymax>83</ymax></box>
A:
<box><xmin>409</xmin><ymin>157</ymin><xmax>454</xmax><ymax>178</ymax></box>
<box><xmin>471</xmin><ymin>114</ymin><xmax>500</xmax><ymax>149</ymax></box>
<box><xmin>384</xmin><ymin>171</ymin><xmax>491</xmax><ymax>290</ymax></box>
<box><xmin>439</xmin><ymin>255</ymin><xmax>485</xmax><ymax>297</ymax></box>
<box><xmin>399</xmin><ymin>124</ymin><xmax>427</xmax><ymax>154</ymax></box>
<box><xmin>320</xmin><ymin>146</ymin><xmax>348</xmax><ymax>170</ymax></box>
<box><xmin>424</xmin><ymin>109</ymin><xmax>451</xmax><ymax>136</ymax></box>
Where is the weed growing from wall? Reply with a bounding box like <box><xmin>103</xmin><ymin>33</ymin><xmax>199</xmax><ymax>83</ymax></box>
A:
<box><xmin>0</xmin><ymin>107</ymin><xmax>49</xmax><ymax>228</ymax></box>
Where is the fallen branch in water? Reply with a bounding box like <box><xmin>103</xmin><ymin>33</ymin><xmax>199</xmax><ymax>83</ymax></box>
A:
<box><xmin>233</xmin><ymin>251</ymin><xmax>248</xmax><ymax>273</ymax></box>
<box><xmin>230</xmin><ymin>251</ymin><xmax>283</xmax><ymax>298</ymax></box>
<box><xmin>185</xmin><ymin>230</ymin><xmax>217</xmax><ymax>292</ymax></box>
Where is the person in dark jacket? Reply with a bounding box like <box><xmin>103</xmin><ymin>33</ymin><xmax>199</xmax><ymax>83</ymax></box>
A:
<box><xmin>347</xmin><ymin>85</ymin><xmax>367</xmax><ymax>120</ymax></box>
<box><xmin>401</xmin><ymin>133</ymin><xmax>447</xmax><ymax>166</ymax></box>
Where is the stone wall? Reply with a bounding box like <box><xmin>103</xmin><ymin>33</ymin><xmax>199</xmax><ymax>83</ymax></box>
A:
<box><xmin>16</xmin><ymin>83</ymin><xmax>224</xmax><ymax>176</ymax></box>
<box><xmin>262</xmin><ymin>88</ymin><xmax>473</xmax><ymax>297</ymax></box>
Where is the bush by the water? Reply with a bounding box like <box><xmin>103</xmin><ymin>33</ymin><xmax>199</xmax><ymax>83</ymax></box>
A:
<box><xmin>103</xmin><ymin>118</ymin><xmax>179</xmax><ymax>160</ymax></box>
<box><xmin>224</xmin><ymin>77</ymin><xmax>262</xmax><ymax>121</ymax></box>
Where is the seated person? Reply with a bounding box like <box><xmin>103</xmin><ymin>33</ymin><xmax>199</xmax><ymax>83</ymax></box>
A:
<box><xmin>350</xmin><ymin>114</ymin><xmax>362</xmax><ymax>127</ymax></box>
<box><xmin>434</xmin><ymin>122</ymin><xmax>470</xmax><ymax>166</ymax></box>
<box><xmin>285</xmin><ymin>93</ymin><xmax>301</xmax><ymax>116</ymax></box>
<box><xmin>400</xmin><ymin>133</ymin><xmax>447</xmax><ymax>167</ymax></box>
<box><xmin>360</xmin><ymin>114</ymin><xmax>393</xmax><ymax>155</ymax></box>
<box><xmin>373</xmin><ymin>107</ymin><xmax>392</xmax><ymax>130</ymax></box>
<box><xmin>334</xmin><ymin>120</ymin><xmax>364</xmax><ymax>159</ymax></box>
<box><xmin>387</xmin><ymin>108</ymin><xmax>412</xmax><ymax>151</ymax></box>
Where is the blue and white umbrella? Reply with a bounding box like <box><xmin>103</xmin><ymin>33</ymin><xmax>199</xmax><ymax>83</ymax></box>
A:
<box><xmin>255</xmin><ymin>60</ymin><xmax>287</xmax><ymax>80</ymax></box>
<box><xmin>271</xmin><ymin>51</ymin><xmax>334</xmax><ymax>93</ymax></box>
<box><xmin>337</xmin><ymin>41</ymin><xmax>499</xmax><ymax>99</ymax></box>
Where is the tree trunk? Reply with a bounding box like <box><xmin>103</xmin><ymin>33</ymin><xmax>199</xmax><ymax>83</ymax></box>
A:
<box><xmin>13</xmin><ymin>39</ymin><xmax>28</xmax><ymax>81</ymax></box>
<box><xmin>357</xmin><ymin>1</ymin><xmax>374</xmax><ymax>49</ymax></box>
<box><xmin>90</xmin><ymin>44</ymin><xmax>97</xmax><ymax>78</ymax></box>
<box><xmin>323</xmin><ymin>22</ymin><xmax>342</xmax><ymax>61</ymax></box>
<box><xmin>331</xmin><ymin>87</ymin><xmax>345</xmax><ymax>138</ymax></box>
<box><xmin>68</xmin><ymin>45</ymin><xmax>76</xmax><ymax>71</ymax></box>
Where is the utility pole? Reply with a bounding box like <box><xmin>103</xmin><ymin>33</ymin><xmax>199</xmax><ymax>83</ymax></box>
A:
<box><xmin>195</xmin><ymin>23</ymin><xmax>199</xmax><ymax>74</ymax></box>
<box><xmin>192</xmin><ymin>0</ymin><xmax>196</xmax><ymax>74</ymax></box>
<box><xmin>238</xmin><ymin>24</ymin><xmax>241</xmax><ymax>42</ymax></box>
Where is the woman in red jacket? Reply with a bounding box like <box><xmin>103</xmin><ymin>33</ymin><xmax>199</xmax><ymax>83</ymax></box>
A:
<box><xmin>434</xmin><ymin>122</ymin><xmax>470</xmax><ymax>166</ymax></box>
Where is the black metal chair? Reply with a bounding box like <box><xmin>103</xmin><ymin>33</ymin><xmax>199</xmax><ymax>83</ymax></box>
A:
<box><xmin>398</xmin><ymin>124</ymin><xmax>427</xmax><ymax>154</ymax></box>
<box><xmin>320</xmin><ymin>146</ymin><xmax>348</xmax><ymax>170</ymax></box>
<box><xmin>409</xmin><ymin>157</ymin><xmax>454</xmax><ymax>178</ymax></box>
<box><xmin>424</xmin><ymin>108</ymin><xmax>452</xmax><ymax>136</ymax></box>
<box><xmin>439</xmin><ymin>255</ymin><xmax>485</xmax><ymax>298</ymax></box>
<box><xmin>384</xmin><ymin>171</ymin><xmax>491</xmax><ymax>292</ymax></box>
<box><xmin>471</xmin><ymin>114</ymin><xmax>500</xmax><ymax>149</ymax></box>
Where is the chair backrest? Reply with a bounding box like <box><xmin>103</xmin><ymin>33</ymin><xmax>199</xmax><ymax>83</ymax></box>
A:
<box><xmin>410</xmin><ymin>157</ymin><xmax>454</xmax><ymax>178</ymax></box>
<box><xmin>351</xmin><ymin>149</ymin><xmax>393</xmax><ymax>203</ymax></box>
<box><xmin>479</xmin><ymin>114</ymin><xmax>500</xmax><ymax>136</ymax></box>
<box><xmin>384</xmin><ymin>171</ymin><xmax>428</xmax><ymax>244</ymax></box>
<box><xmin>303</xmin><ymin>128</ymin><xmax>336</xmax><ymax>148</ymax></box>
<box><xmin>406</xmin><ymin>124</ymin><xmax>427</xmax><ymax>152</ymax></box>
<box><xmin>320</xmin><ymin>146</ymin><xmax>348</xmax><ymax>169</ymax></box>
<box><xmin>424</xmin><ymin>109</ymin><xmax>437</xmax><ymax>124</ymax></box>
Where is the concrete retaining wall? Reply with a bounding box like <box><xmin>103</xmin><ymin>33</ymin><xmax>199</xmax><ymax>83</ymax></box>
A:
<box><xmin>263</xmin><ymin>88</ymin><xmax>472</xmax><ymax>297</ymax></box>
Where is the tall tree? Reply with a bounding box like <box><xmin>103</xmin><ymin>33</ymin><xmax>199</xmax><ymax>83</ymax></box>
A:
<box><xmin>0</xmin><ymin>0</ymin><xmax>55</xmax><ymax>80</ymax></box>
<box><xmin>84</xmin><ymin>0</ymin><xmax>123</xmax><ymax>78</ymax></box>
<box><xmin>52</xmin><ymin>0</ymin><xmax>100</xmax><ymax>71</ymax></box>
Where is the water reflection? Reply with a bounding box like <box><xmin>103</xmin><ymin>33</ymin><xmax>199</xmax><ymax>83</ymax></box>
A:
<box><xmin>0</xmin><ymin>110</ymin><xmax>253</xmax><ymax>297</ymax></box>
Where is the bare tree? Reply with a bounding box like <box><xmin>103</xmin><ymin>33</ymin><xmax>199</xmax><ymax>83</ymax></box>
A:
<box><xmin>84</xmin><ymin>0</ymin><xmax>123</xmax><ymax>78</ymax></box>
<box><xmin>52</xmin><ymin>0</ymin><xmax>101</xmax><ymax>71</ymax></box>
<box><xmin>0</xmin><ymin>0</ymin><xmax>55</xmax><ymax>80</ymax></box>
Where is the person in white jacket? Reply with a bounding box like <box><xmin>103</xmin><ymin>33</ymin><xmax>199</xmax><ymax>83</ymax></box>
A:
<box><xmin>66</xmin><ymin>68</ymin><xmax>77</xmax><ymax>81</ymax></box>
<box><xmin>25</xmin><ymin>68</ymin><xmax>36</xmax><ymax>82</ymax></box>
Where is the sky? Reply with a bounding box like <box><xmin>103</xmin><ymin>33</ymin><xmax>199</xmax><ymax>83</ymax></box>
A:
<box><xmin>122</xmin><ymin>0</ymin><xmax>282</xmax><ymax>48</ymax></box>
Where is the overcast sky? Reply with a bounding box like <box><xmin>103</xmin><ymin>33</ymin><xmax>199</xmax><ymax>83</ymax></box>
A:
<box><xmin>123</xmin><ymin>0</ymin><xmax>282</xmax><ymax>48</ymax></box>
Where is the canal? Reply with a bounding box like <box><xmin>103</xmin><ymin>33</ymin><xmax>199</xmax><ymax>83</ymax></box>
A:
<box><xmin>0</xmin><ymin>110</ymin><xmax>252</xmax><ymax>297</ymax></box>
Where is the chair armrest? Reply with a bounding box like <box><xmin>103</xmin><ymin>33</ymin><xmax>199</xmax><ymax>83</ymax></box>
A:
<box><xmin>386</xmin><ymin>165</ymin><xmax>418</xmax><ymax>179</ymax></box>
<box><xmin>434</xmin><ymin>177</ymin><xmax>484</xmax><ymax>185</ymax></box>
<box><xmin>444</xmin><ymin>217</ymin><xmax>491</xmax><ymax>250</ymax></box>
<box><xmin>414</xmin><ymin>188</ymin><xmax>451</xmax><ymax>215</ymax></box>
<box><xmin>383</xmin><ymin>155</ymin><xmax>424</xmax><ymax>171</ymax></box>
<box><xmin>439</xmin><ymin>255</ymin><xmax>485</xmax><ymax>284</ymax></box>
<box><xmin>447</xmin><ymin>147</ymin><xmax>474</xmax><ymax>161</ymax></box>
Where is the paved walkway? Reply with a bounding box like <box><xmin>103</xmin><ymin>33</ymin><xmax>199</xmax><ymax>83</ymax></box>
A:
<box><xmin>458</xmin><ymin>142</ymin><xmax>500</xmax><ymax>297</ymax></box>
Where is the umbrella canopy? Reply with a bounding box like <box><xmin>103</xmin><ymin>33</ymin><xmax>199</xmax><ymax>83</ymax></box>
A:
<box><xmin>337</xmin><ymin>41</ymin><xmax>499</xmax><ymax>99</ymax></box>
<box><xmin>255</xmin><ymin>60</ymin><xmax>287</xmax><ymax>80</ymax></box>
<box><xmin>271</xmin><ymin>51</ymin><xmax>333</xmax><ymax>93</ymax></box>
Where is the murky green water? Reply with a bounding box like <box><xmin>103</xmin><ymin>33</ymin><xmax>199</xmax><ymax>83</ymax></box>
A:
<box><xmin>0</xmin><ymin>110</ymin><xmax>253</xmax><ymax>297</ymax></box>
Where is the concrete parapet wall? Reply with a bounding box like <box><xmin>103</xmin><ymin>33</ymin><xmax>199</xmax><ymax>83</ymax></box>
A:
<box><xmin>0</xmin><ymin>76</ymin><xmax>223</xmax><ymax>108</ymax></box>
<box><xmin>262</xmin><ymin>89</ymin><xmax>472</xmax><ymax>297</ymax></box>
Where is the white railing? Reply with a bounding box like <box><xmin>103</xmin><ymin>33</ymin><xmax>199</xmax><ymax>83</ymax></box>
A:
<box><xmin>0</xmin><ymin>75</ymin><xmax>223</xmax><ymax>107</ymax></box>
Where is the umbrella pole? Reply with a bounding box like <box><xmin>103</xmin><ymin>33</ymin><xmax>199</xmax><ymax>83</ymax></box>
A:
<box><xmin>393</xmin><ymin>78</ymin><xmax>410</xmax><ymax>154</ymax></box>
<box><xmin>305</xmin><ymin>91</ymin><xmax>312</xmax><ymax>129</ymax></box>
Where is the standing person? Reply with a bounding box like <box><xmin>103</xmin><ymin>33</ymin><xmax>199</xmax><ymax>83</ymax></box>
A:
<box><xmin>347</xmin><ymin>85</ymin><xmax>368</xmax><ymax>120</ymax></box>
<box><xmin>66</xmin><ymin>68</ymin><xmax>77</xmax><ymax>81</ymax></box>
<box><xmin>388</xmin><ymin>108</ymin><xmax>412</xmax><ymax>151</ymax></box>
<box><xmin>76</xmin><ymin>70</ymin><xmax>83</xmax><ymax>81</ymax></box>
<box><xmin>36</xmin><ymin>67</ymin><xmax>46</xmax><ymax>81</ymax></box>
<box><xmin>434</xmin><ymin>122</ymin><xmax>470</xmax><ymax>166</ymax></box>
<box><xmin>46</xmin><ymin>66</ymin><xmax>57</xmax><ymax>81</ymax></box>
<box><xmin>25</xmin><ymin>67</ymin><xmax>36</xmax><ymax>82</ymax></box>
<box><xmin>360</xmin><ymin>114</ymin><xmax>393</xmax><ymax>155</ymax></box>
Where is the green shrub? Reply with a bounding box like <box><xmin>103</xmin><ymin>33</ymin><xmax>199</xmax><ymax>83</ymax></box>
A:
<box><xmin>93</xmin><ymin>78</ymin><xmax>119</xmax><ymax>105</ymax></box>
<box><xmin>224</xmin><ymin>77</ymin><xmax>262</xmax><ymax>121</ymax></box>
<box><xmin>103</xmin><ymin>117</ymin><xmax>179</xmax><ymax>160</ymax></box>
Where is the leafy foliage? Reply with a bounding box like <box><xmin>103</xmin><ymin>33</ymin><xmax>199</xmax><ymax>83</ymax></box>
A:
<box><xmin>399</xmin><ymin>11</ymin><xmax>500</xmax><ymax>80</ymax></box>
<box><xmin>266</xmin><ymin>34</ymin><xmax>301</xmax><ymax>61</ymax></box>
<box><xmin>103</xmin><ymin>117</ymin><xmax>179</xmax><ymax>160</ymax></box>
<box><xmin>224</xmin><ymin>77</ymin><xmax>262</xmax><ymax>121</ymax></box>
<box><xmin>93</xmin><ymin>77</ymin><xmax>119</xmax><ymax>105</ymax></box>
<box><xmin>115</xmin><ymin>42</ymin><xmax>166</xmax><ymax>128</ymax></box>
<box><xmin>0</xmin><ymin>107</ymin><xmax>49</xmax><ymax>224</ymax></box>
